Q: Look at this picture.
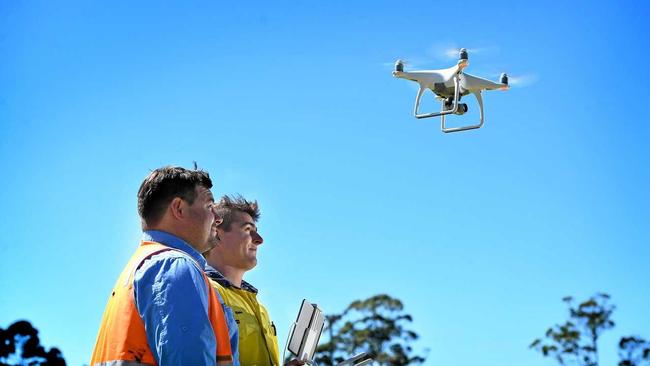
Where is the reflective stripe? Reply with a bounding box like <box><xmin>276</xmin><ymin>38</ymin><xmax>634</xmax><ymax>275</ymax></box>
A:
<box><xmin>94</xmin><ymin>361</ymin><xmax>154</xmax><ymax>366</ymax></box>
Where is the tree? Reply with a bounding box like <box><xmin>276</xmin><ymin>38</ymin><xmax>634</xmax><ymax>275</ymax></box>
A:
<box><xmin>313</xmin><ymin>294</ymin><xmax>426</xmax><ymax>366</ymax></box>
<box><xmin>618</xmin><ymin>336</ymin><xmax>650</xmax><ymax>366</ymax></box>
<box><xmin>530</xmin><ymin>293</ymin><xmax>647</xmax><ymax>366</ymax></box>
<box><xmin>0</xmin><ymin>320</ymin><xmax>66</xmax><ymax>366</ymax></box>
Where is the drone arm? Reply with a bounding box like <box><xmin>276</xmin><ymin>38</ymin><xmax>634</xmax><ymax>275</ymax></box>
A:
<box><xmin>441</xmin><ymin>91</ymin><xmax>484</xmax><ymax>133</ymax></box>
<box><xmin>413</xmin><ymin>76</ymin><xmax>460</xmax><ymax>119</ymax></box>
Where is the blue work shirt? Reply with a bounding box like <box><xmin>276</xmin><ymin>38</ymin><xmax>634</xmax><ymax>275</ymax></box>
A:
<box><xmin>134</xmin><ymin>230</ymin><xmax>240</xmax><ymax>366</ymax></box>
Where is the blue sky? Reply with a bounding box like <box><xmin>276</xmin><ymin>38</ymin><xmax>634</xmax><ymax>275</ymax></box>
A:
<box><xmin>1</xmin><ymin>1</ymin><xmax>648</xmax><ymax>366</ymax></box>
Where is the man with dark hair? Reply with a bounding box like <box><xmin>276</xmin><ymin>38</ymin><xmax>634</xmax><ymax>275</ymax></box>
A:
<box><xmin>204</xmin><ymin>195</ymin><xmax>284</xmax><ymax>366</ymax></box>
<box><xmin>91</xmin><ymin>166</ymin><xmax>237</xmax><ymax>366</ymax></box>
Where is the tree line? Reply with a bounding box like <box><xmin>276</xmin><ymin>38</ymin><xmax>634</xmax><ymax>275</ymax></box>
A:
<box><xmin>3</xmin><ymin>293</ymin><xmax>648</xmax><ymax>366</ymax></box>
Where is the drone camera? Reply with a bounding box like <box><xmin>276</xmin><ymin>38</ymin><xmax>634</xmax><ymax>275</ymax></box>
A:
<box><xmin>395</xmin><ymin>60</ymin><xmax>404</xmax><ymax>72</ymax></box>
<box><xmin>443</xmin><ymin>99</ymin><xmax>468</xmax><ymax>115</ymax></box>
<box><xmin>500</xmin><ymin>73</ymin><xmax>508</xmax><ymax>86</ymax></box>
<box><xmin>455</xmin><ymin>103</ymin><xmax>468</xmax><ymax>115</ymax></box>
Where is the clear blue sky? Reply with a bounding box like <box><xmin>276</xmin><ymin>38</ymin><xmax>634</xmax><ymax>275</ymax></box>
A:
<box><xmin>1</xmin><ymin>1</ymin><xmax>648</xmax><ymax>366</ymax></box>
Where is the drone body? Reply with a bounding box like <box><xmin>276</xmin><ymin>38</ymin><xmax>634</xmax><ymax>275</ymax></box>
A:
<box><xmin>392</xmin><ymin>48</ymin><xmax>508</xmax><ymax>133</ymax></box>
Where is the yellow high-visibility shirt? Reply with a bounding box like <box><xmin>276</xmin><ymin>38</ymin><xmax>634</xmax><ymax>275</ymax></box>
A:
<box><xmin>208</xmin><ymin>278</ymin><xmax>280</xmax><ymax>366</ymax></box>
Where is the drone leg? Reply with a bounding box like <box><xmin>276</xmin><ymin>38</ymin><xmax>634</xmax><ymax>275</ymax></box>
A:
<box><xmin>413</xmin><ymin>86</ymin><xmax>426</xmax><ymax>117</ymax></box>
<box><xmin>476</xmin><ymin>91</ymin><xmax>484</xmax><ymax>127</ymax></box>
<box><xmin>414</xmin><ymin>76</ymin><xmax>460</xmax><ymax>119</ymax></box>
<box><xmin>440</xmin><ymin>102</ymin><xmax>448</xmax><ymax>128</ymax></box>
<box><xmin>441</xmin><ymin>91</ymin><xmax>484</xmax><ymax>133</ymax></box>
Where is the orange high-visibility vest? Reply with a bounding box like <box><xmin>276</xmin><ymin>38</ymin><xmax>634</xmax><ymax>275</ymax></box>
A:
<box><xmin>90</xmin><ymin>241</ymin><xmax>234</xmax><ymax>366</ymax></box>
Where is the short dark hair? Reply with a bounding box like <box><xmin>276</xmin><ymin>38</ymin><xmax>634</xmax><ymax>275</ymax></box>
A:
<box><xmin>215</xmin><ymin>195</ymin><xmax>260</xmax><ymax>231</ymax></box>
<box><xmin>137</xmin><ymin>166</ymin><xmax>213</xmax><ymax>226</ymax></box>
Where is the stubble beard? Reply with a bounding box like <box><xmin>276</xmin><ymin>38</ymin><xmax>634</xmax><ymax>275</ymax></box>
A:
<box><xmin>207</xmin><ymin>230</ymin><xmax>220</xmax><ymax>250</ymax></box>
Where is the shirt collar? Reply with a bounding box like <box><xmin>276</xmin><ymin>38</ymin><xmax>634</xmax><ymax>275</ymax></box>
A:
<box><xmin>143</xmin><ymin>230</ymin><xmax>207</xmax><ymax>269</ymax></box>
<box><xmin>204</xmin><ymin>264</ymin><xmax>258</xmax><ymax>294</ymax></box>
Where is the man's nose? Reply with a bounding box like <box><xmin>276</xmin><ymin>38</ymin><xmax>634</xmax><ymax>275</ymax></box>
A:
<box><xmin>253</xmin><ymin>232</ymin><xmax>263</xmax><ymax>245</ymax></box>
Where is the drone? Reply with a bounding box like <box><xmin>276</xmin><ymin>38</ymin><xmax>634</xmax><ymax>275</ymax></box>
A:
<box><xmin>392</xmin><ymin>48</ymin><xmax>508</xmax><ymax>133</ymax></box>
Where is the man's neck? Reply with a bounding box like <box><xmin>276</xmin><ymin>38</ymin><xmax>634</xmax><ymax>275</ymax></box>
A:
<box><xmin>212</xmin><ymin>264</ymin><xmax>246</xmax><ymax>288</ymax></box>
<box><xmin>144</xmin><ymin>224</ymin><xmax>203</xmax><ymax>253</ymax></box>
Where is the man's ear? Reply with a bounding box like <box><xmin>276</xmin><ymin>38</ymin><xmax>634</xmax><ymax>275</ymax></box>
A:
<box><xmin>168</xmin><ymin>197</ymin><xmax>186</xmax><ymax>220</ymax></box>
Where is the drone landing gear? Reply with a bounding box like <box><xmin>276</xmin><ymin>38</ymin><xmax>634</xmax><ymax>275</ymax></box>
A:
<box><xmin>412</xmin><ymin>76</ymin><xmax>485</xmax><ymax>133</ymax></box>
<box><xmin>441</xmin><ymin>91</ymin><xmax>484</xmax><ymax>133</ymax></box>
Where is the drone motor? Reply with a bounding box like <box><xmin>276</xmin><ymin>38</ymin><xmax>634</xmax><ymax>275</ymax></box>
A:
<box><xmin>395</xmin><ymin>60</ymin><xmax>404</xmax><ymax>72</ymax></box>
<box><xmin>459</xmin><ymin>48</ymin><xmax>468</xmax><ymax>61</ymax></box>
<box><xmin>500</xmin><ymin>73</ymin><xmax>509</xmax><ymax>86</ymax></box>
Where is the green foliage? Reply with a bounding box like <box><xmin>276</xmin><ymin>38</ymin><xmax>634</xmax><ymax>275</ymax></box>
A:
<box><xmin>0</xmin><ymin>320</ymin><xmax>66</xmax><ymax>366</ymax></box>
<box><xmin>530</xmin><ymin>293</ymin><xmax>647</xmax><ymax>366</ymax></box>
<box><xmin>313</xmin><ymin>294</ymin><xmax>426</xmax><ymax>366</ymax></box>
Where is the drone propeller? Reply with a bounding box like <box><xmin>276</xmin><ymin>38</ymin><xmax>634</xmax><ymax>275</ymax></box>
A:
<box><xmin>383</xmin><ymin>58</ymin><xmax>415</xmax><ymax>71</ymax></box>
<box><xmin>487</xmin><ymin>72</ymin><xmax>538</xmax><ymax>88</ymax></box>
<box><xmin>506</xmin><ymin>74</ymin><xmax>538</xmax><ymax>87</ymax></box>
<box><xmin>440</xmin><ymin>46</ymin><xmax>485</xmax><ymax>60</ymax></box>
<box><xmin>389</xmin><ymin>58</ymin><xmax>416</xmax><ymax>70</ymax></box>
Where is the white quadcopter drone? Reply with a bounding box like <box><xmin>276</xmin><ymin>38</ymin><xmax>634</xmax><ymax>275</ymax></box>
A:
<box><xmin>392</xmin><ymin>48</ymin><xmax>508</xmax><ymax>133</ymax></box>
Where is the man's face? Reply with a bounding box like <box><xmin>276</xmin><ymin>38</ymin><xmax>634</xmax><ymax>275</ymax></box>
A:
<box><xmin>184</xmin><ymin>185</ymin><xmax>221</xmax><ymax>253</ymax></box>
<box><xmin>216</xmin><ymin>211</ymin><xmax>264</xmax><ymax>271</ymax></box>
